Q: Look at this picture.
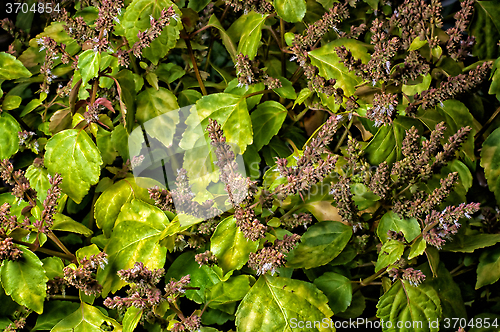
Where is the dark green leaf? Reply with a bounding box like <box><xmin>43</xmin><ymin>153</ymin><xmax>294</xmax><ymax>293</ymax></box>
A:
<box><xmin>165</xmin><ymin>251</ymin><xmax>221</xmax><ymax>304</ymax></box>
<box><xmin>364</xmin><ymin>116</ymin><xmax>422</xmax><ymax>165</ymax></box>
<box><xmin>32</xmin><ymin>301</ymin><xmax>80</xmax><ymax>331</ymax></box>
<box><xmin>313</xmin><ymin>272</ymin><xmax>352</xmax><ymax>314</ymax></box>
<box><xmin>377</xmin><ymin>211</ymin><xmax>421</xmax><ymax>243</ymax></box>
<box><xmin>286</xmin><ymin>221</ymin><xmax>352</xmax><ymax>269</ymax></box>
<box><xmin>377</xmin><ymin>280</ymin><xmax>441</xmax><ymax>332</ymax></box>
<box><xmin>251</xmin><ymin>101</ymin><xmax>287</xmax><ymax>150</ymax></box>
<box><xmin>476</xmin><ymin>246</ymin><xmax>500</xmax><ymax>289</ymax></box>
<box><xmin>481</xmin><ymin>127</ymin><xmax>500</xmax><ymax>205</ymax></box>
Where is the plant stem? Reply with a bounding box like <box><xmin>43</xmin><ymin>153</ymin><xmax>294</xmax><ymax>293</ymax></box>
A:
<box><xmin>334</xmin><ymin>116</ymin><xmax>353</xmax><ymax>153</ymax></box>
<box><xmin>352</xmin><ymin>267</ymin><xmax>387</xmax><ymax>293</ymax></box>
<box><xmin>475</xmin><ymin>106</ymin><xmax>500</xmax><ymax>144</ymax></box>
<box><xmin>183</xmin><ymin>28</ymin><xmax>207</xmax><ymax>96</ymax></box>
<box><xmin>280</xmin><ymin>18</ymin><xmax>286</xmax><ymax>78</ymax></box>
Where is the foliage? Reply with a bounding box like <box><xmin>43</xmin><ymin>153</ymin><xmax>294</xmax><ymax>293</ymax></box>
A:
<box><xmin>0</xmin><ymin>0</ymin><xmax>500</xmax><ymax>331</ymax></box>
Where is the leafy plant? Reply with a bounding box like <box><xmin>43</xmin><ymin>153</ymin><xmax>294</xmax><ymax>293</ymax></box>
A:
<box><xmin>0</xmin><ymin>0</ymin><xmax>500</xmax><ymax>331</ymax></box>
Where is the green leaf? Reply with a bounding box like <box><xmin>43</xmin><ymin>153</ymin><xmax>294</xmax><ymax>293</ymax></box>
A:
<box><xmin>437</xmin><ymin>100</ymin><xmax>475</xmax><ymax>162</ymax></box>
<box><xmin>207</xmin><ymin>275</ymin><xmax>254</xmax><ymax>308</ymax></box>
<box><xmin>408</xmin><ymin>237</ymin><xmax>427</xmax><ymax>260</ymax></box>
<box><xmin>97</xmin><ymin>199</ymin><xmax>169</xmax><ymax>295</ymax></box>
<box><xmin>207</xmin><ymin>15</ymin><xmax>238</xmax><ymax>62</ymax></box>
<box><xmin>178</xmin><ymin>89</ymin><xmax>202</xmax><ymax>107</ymax></box>
<box><xmin>481</xmin><ymin>127</ymin><xmax>500</xmax><ymax>205</ymax></box>
<box><xmin>181</xmin><ymin>94</ymin><xmax>252</xmax><ymax>152</ymax></box>
<box><xmin>77</xmin><ymin>49</ymin><xmax>101</xmax><ymax>87</ymax></box>
<box><xmin>273</xmin><ymin>76</ymin><xmax>297</xmax><ymax>99</ymax></box>
<box><xmin>165</xmin><ymin>251</ymin><xmax>221</xmax><ymax>304</ymax></box>
<box><xmin>0</xmin><ymin>52</ymin><xmax>32</xmax><ymax>80</ymax></box>
<box><xmin>32</xmin><ymin>301</ymin><xmax>80</xmax><ymax>331</ymax></box>
<box><xmin>409</xmin><ymin>36</ymin><xmax>427</xmax><ymax>51</ymax></box>
<box><xmin>96</xmin><ymin>127</ymin><xmax>118</xmax><ymax>166</ymax></box>
<box><xmin>313</xmin><ymin>272</ymin><xmax>352</xmax><ymax>314</ymax></box>
<box><xmin>118</xmin><ymin>0</ymin><xmax>181</xmax><ymax>65</ymax></box>
<box><xmin>0</xmin><ymin>112</ymin><xmax>21</xmax><ymax>160</ymax></box>
<box><xmin>188</xmin><ymin>0</ymin><xmax>211</xmax><ymax>11</ymax></box>
<box><xmin>294</xmin><ymin>88</ymin><xmax>312</xmax><ymax>108</ymax></box>
<box><xmin>210</xmin><ymin>216</ymin><xmax>259</xmax><ymax>274</ymax></box>
<box><xmin>274</xmin><ymin>0</ymin><xmax>306</xmax><ymax>22</ymax></box>
<box><xmin>42</xmin><ymin>257</ymin><xmax>64</xmax><ymax>279</ymax></box>
<box><xmin>364</xmin><ymin>116</ymin><xmax>422</xmax><ymax>165</ymax></box>
<box><xmin>375</xmin><ymin>240</ymin><xmax>405</xmax><ymax>272</ymax></box>
<box><xmin>25</xmin><ymin>165</ymin><xmax>51</xmax><ymax>203</ymax></box>
<box><xmin>94</xmin><ymin>177</ymin><xmax>158</xmax><ymax>237</ymax></box>
<box><xmin>111</xmin><ymin>124</ymin><xmax>130</xmax><ymax>160</ymax></box>
<box><xmin>286</xmin><ymin>221</ymin><xmax>353</xmax><ymax>269</ymax></box>
<box><xmin>442</xmin><ymin>233</ymin><xmax>500</xmax><ymax>253</ymax></box>
<box><xmin>136</xmin><ymin>87</ymin><xmax>179</xmax><ymax>124</ymax></box>
<box><xmin>225</xmin><ymin>79</ymin><xmax>264</xmax><ymax>110</ymax></box>
<box><xmin>377</xmin><ymin>280</ymin><xmax>441</xmax><ymax>332</ymax></box>
<box><xmin>155</xmin><ymin>63</ymin><xmax>185</xmax><ymax>84</ymax></box>
<box><xmin>44</xmin><ymin>129</ymin><xmax>103</xmax><ymax>204</ymax></box>
<box><xmin>236</xmin><ymin>275</ymin><xmax>333</xmax><ymax>331</ymax></box>
<box><xmin>251</xmin><ymin>101</ymin><xmax>287</xmax><ymax>151</ymax></box>
<box><xmin>402</xmin><ymin>73</ymin><xmax>432</xmax><ymax>97</ymax></box>
<box><xmin>237</xmin><ymin>12</ymin><xmax>268</xmax><ymax>60</ymax></box>
<box><xmin>2</xmin><ymin>95</ymin><xmax>22</xmax><ymax>111</ymax></box>
<box><xmin>123</xmin><ymin>306</ymin><xmax>143</xmax><ymax>332</ymax></box>
<box><xmin>0</xmin><ymin>247</ymin><xmax>48</xmax><ymax>314</ymax></box>
<box><xmin>471</xmin><ymin>1</ymin><xmax>500</xmax><ymax>59</ymax></box>
<box><xmin>180</xmin><ymin>94</ymin><xmax>251</xmax><ymax>191</ymax></box>
<box><xmin>377</xmin><ymin>211</ymin><xmax>421</xmax><ymax>243</ymax></box>
<box><xmin>51</xmin><ymin>213</ymin><xmax>93</xmax><ymax>236</ymax></box>
<box><xmin>51</xmin><ymin>302</ymin><xmax>121</xmax><ymax>332</ymax></box>
<box><xmin>135</xmin><ymin>87</ymin><xmax>180</xmax><ymax>149</ymax></box>
<box><xmin>421</xmin><ymin>263</ymin><xmax>467</xmax><ymax>324</ymax></box>
<box><xmin>476</xmin><ymin>246</ymin><xmax>500</xmax><ymax>289</ymax></box>
<box><xmin>308</xmin><ymin>39</ymin><xmax>370</xmax><ymax>96</ymax></box>
<box><xmin>489</xmin><ymin>57</ymin><xmax>500</xmax><ymax>101</ymax></box>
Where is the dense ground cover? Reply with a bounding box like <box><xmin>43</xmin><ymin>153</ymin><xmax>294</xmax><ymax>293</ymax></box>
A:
<box><xmin>1</xmin><ymin>0</ymin><xmax>500</xmax><ymax>331</ymax></box>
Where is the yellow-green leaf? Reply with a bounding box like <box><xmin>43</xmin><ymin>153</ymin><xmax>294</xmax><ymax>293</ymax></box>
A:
<box><xmin>44</xmin><ymin>129</ymin><xmax>103</xmax><ymax>204</ymax></box>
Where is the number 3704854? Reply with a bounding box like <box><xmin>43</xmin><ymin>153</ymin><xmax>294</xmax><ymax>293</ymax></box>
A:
<box><xmin>6</xmin><ymin>2</ymin><xmax>60</xmax><ymax>14</ymax></box>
